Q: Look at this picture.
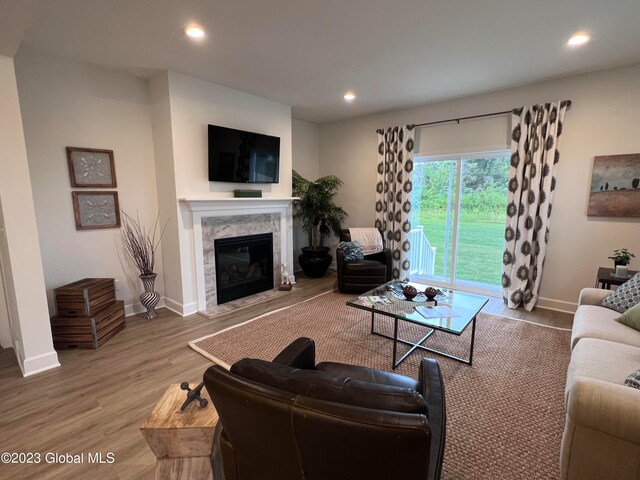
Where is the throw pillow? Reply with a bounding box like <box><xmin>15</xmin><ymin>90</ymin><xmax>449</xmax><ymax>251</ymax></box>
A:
<box><xmin>601</xmin><ymin>272</ymin><xmax>640</xmax><ymax>313</ymax></box>
<box><xmin>338</xmin><ymin>241</ymin><xmax>365</xmax><ymax>261</ymax></box>
<box><xmin>616</xmin><ymin>302</ymin><xmax>640</xmax><ymax>331</ymax></box>
<box><xmin>625</xmin><ymin>369</ymin><xmax>640</xmax><ymax>389</ymax></box>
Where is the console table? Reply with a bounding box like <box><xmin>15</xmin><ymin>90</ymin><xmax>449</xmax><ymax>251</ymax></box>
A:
<box><xmin>141</xmin><ymin>384</ymin><xmax>218</xmax><ymax>480</ymax></box>
<box><xmin>596</xmin><ymin>267</ymin><xmax>637</xmax><ymax>290</ymax></box>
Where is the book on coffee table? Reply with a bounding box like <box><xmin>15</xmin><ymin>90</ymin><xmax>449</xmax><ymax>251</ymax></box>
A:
<box><xmin>415</xmin><ymin>305</ymin><xmax>461</xmax><ymax>319</ymax></box>
<box><xmin>358</xmin><ymin>295</ymin><xmax>392</xmax><ymax>306</ymax></box>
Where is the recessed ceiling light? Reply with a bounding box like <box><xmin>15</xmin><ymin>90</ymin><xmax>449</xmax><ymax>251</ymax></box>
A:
<box><xmin>184</xmin><ymin>24</ymin><xmax>205</xmax><ymax>39</ymax></box>
<box><xmin>567</xmin><ymin>33</ymin><xmax>590</xmax><ymax>46</ymax></box>
<box><xmin>343</xmin><ymin>92</ymin><xmax>356</xmax><ymax>102</ymax></box>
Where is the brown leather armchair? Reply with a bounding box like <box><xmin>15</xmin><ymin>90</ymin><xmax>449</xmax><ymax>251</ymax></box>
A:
<box><xmin>203</xmin><ymin>337</ymin><xmax>446</xmax><ymax>480</ymax></box>
<box><xmin>337</xmin><ymin>228</ymin><xmax>392</xmax><ymax>293</ymax></box>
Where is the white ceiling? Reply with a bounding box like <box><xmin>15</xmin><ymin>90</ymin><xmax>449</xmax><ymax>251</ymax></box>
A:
<box><xmin>3</xmin><ymin>0</ymin><xmax>640</xmax><ymax>123</ymax></box>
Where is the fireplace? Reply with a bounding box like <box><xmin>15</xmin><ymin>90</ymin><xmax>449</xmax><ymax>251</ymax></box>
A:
<box><xmin>214</xmin><ymin>233</ymin><xmax>274</xmax><ymax>304</ymax></box>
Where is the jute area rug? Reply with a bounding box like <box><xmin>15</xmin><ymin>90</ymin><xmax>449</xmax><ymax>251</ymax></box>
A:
<box><xmin>189</xmin><ymin>291</ymin><xmax>571</xmax><ymax>480</ymax></box>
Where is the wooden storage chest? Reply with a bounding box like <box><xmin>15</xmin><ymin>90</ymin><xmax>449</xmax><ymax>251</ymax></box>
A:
<box><xmin>51</xmin><ymin>300</ymin><xmax>125</xmax><ymax>349</ymax></box>
<box><xmin>54</xmin><ymin>278</ymin><xmax>116</xmax><ymax>317</ymax></box>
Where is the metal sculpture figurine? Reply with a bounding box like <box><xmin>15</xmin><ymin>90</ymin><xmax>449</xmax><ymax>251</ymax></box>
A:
<box><xmin>179</xmin><ymin>381</ymin><xmax>208</xmax><ymax>411</ymax></box>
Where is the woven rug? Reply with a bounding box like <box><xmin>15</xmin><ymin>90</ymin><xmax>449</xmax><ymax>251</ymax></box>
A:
<box><xmin>189</xmin><ymin>291</ymin><xmax>571</xmax><ymax>480</ymax></box>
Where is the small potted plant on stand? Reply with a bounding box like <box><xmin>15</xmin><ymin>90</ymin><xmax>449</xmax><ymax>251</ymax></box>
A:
<box><xmin>292</xmin><ymin>170</ymin><xmax>347</xmax><ymax>278</ymax></box>
<box><xmin>120</xmin><ymin>211</ymin><xmax>167</xmax><ymax>318</ymax></box>
<box><xmin>608</xmin><ymin>248</ymin><xmax>635</xmax><ymax>278</ymax></box>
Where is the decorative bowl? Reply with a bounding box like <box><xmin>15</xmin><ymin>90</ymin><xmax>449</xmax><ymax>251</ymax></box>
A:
<box><xmin>402</xmin><ymin>285</ymin><xmax>418</xmax><ymax>300</ymax></box>
<box><xmin>424</xmin><ymin>287</ymin><xmax>439</xmax><ymax>300</ymax></box>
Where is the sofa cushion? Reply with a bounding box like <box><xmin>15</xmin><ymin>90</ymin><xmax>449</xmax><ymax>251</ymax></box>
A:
<box><xmin>616</xmin><ymin>303</ymin><xmax>640</xmax><ymax>332</ymax></box>
<box><xmin>231</xmin><ymin>358</ymin><xmax>428</xmax><ymax>414</ymax></box>
<box><xmin>338</xmin><ymin>241</ymin><xmax>365</xmax><ymax>261</ymax></box>
<box><xmin>601</xmin><ymin>272</ymin><xmax>640</xmax><ymax>313</ymax></box>
<box><xmin>571</xmin><ymin>305</ymin><xmax>640</xmax><ymax>349</ymax></box>
<box><xmin>566</xmin><ymin>338</ymin><xmax>640</xmax><ymax>400</ymax></box>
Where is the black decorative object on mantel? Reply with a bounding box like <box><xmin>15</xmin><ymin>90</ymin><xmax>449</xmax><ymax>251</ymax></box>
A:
<box><xmin>179</xmin><ymin>381</ymin><xmax>209</xmax><ymax>411</ymax></box>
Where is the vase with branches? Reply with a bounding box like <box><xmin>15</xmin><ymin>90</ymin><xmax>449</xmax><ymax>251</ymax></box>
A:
<box><xmin>292</xmin><ymin>170</ymin><xmax>347</xmax><ymax>277</ymax></box>
<box><xmin>120</xmin><ymin>211</ymin><xmax>167</xmax><ymax>319</ymax></box>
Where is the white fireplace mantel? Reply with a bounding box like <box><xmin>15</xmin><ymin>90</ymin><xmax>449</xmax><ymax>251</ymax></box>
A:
<box><xmin>179</xmin><ymin>196</ymin><xmax>297</xmax><ymax>312</ymax></box>
<box><xmin>179</xmin><ymin>197</ymin><xmax>298</xmax><ymax>213</ymax></box>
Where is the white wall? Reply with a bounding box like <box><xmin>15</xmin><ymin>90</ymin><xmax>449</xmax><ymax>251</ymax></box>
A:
<box><xmin>158</xmin><ymin>71</ymin><xmax>293</xmax><ymax>313</ymax></box>
<box><xmin>149</xmin><ymin>72</ymin><xmax>183</xmax><ymax>315</ymax></box>
<box><xmin>0</xmin><ymin>256</ymin><xmax>11</xmax><ymax>347</ymax></box>
<box><xmin>14</xmin><ymin>48</ymin><xmax>164</xmax><ymax>316</ymax></box>
<box><xmin>320</xmin><ymin>64</ymin><xmax>640</xmax><ymax>311</ymax></box>
<box><xmin>0</xmin><ymin>55</ymin><xmax>59</xmax><ymax>375</ymax></box>
<box><xmin>291</xmin><ymin>119</ymin><xmax>320</xmax><ymax>271</ymax></box>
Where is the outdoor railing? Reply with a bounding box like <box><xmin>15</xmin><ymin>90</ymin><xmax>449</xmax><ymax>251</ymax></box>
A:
<box><xmin>408</xmin><ymin>226</ymin><xmax>436</xmax><ymax>275</ymax></box>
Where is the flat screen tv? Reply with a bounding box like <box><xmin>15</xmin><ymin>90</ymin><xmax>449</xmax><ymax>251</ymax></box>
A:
<box><xmin>208</xmin><ymin>124</ymin><xmax>280</xmax><ymax>183</ymax></box>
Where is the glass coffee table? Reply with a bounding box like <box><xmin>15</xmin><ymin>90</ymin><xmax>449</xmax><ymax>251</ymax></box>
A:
<box><xmin>346</xmin><ymin>280</ymin><xmax>489</xmax><ymax>369</ymax></box>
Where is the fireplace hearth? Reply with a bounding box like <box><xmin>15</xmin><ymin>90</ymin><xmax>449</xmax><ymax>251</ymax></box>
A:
<box><xmin>214</xmin><ymin>233</ymin><xmax>274</xmax><ymax>304</ymax></box>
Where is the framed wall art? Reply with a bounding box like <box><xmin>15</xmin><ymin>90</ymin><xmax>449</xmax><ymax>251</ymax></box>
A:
<box><xmin>588</xmin><ymin>153</ymin><xmax>640</xmax><ymax>217</ymax></box>
<box><xmin>66</xmin><ymin>146</ymin><xmax>117</xmax><ymax>188</ymax></box>
<box><xmin>72</xmin><ymin>191</ymin><xmax>121</xmax><ymax>230</ymax></box>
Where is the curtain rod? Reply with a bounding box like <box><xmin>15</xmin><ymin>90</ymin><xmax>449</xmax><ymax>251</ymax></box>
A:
<box><xmin>414</xmin><ymin>100</ymin><xmax>572</xmax><ymax>128</ymax></box>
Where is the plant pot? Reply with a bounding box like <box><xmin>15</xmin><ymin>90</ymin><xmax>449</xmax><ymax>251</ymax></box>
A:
<box><xmin>298</xmin><ymin>246</ymin><xmax>332</xmax><ymax>278</ymax></box>
<box><xmin>139</xmin><ymin>273</ymin><xmax>160</xmax><ymax>319</ymax></box>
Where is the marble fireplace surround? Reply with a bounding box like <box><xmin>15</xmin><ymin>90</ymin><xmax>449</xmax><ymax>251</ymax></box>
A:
<box><xmin>179</xmin><ymin>198</ymin><xmax>296</xmax><ymax>312</ymax></box>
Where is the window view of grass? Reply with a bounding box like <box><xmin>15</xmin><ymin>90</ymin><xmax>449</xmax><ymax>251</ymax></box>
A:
<box><xmin>410</xmin><ymin>156</ymin><xmax>510</xmax><ymax>286</ymax></box>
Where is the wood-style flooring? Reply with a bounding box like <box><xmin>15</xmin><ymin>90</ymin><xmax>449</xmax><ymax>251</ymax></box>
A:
<box><xmin>0</xmin><ymin>272</ymin><xmax>572</xmax><ymax>479</ymax></box>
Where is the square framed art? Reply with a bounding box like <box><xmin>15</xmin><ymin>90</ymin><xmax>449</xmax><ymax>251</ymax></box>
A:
<box><xmin>588</xmin><ymin>153</ymin><xmax>640</xmax><ymax>217</ymax></box>
<box><xmin>72</xmin><ymin>191</ymin><xmax>121</xmax><ymax>230</ymax></box>
<box><xmin>66</xmin><ymin>146</ymin><xmax>117</xmax><ymax>188</ymax></box>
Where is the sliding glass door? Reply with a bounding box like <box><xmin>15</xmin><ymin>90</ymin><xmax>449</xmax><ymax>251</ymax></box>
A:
<box><xmin>409</xmin><ymin>151</ymin><xmax>510</xmax><ymax>294</ymax></box>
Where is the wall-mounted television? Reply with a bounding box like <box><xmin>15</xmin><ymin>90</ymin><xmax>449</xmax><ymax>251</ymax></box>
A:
<box><xmin>208</xmin><ymin>124</ymin><xmax>280</xmax><ymax>183</ymax></box>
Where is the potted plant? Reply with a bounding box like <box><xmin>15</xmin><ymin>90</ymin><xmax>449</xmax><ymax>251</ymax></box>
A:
<box><xmin>120</xmin><ymin>211</ymin><xmax>167</xmax><ymax>319</ymax></box>
<box><xmin>608</xmin><ymin>248</ymin><xmax>635</xmax><ymax>267</ymax></box>
<box><xmin>292</xmin><ymin>170</ymin><xmax>347</xmax><ymax>277</ymax></box>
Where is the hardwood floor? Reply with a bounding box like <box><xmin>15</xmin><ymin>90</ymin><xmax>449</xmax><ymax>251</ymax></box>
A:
<box><xmin>0</xmin><ymin>272</ymin><xmax>572</xmax><ymax>479</ymax></box>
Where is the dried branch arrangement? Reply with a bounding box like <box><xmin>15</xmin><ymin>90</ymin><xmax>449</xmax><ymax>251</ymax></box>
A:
<box><xmin>120</xmin><ymin>211</ymin><xmax>168</xmax><ymax>276</ymax></box>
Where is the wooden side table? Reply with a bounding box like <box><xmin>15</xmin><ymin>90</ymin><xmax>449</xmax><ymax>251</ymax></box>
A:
<box><xmin>596</xmin><ymin>267</ymin><xmax>638</xmax><ymax>290</ymax></box>
<box><xmin>141</xmin><ymin>384</ymin><xmax>219</xmax><ymax>480</ymax></box>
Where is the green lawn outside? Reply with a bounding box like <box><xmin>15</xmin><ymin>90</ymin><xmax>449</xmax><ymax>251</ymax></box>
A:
<box><xmin>414</xmin><ymin>217</ymin><xmax>505</xmax><ymax>286</ymax></box>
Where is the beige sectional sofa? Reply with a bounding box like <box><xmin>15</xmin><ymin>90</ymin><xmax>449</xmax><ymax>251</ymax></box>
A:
<box><xmin>561</xmin><ymin>288</ymin><xmax>640</xmax><ymax>480</ymax></box>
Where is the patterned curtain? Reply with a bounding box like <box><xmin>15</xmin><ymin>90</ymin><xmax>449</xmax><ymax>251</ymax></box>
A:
<box><xmin>374</xmin><ymin>125</ymin><xmax>415</xmax><ymax>281</ymax></box>
<box><xmin>502</xmin><ymin>101</ymin><xmax>570</xmax><ymax>311</ymax></box>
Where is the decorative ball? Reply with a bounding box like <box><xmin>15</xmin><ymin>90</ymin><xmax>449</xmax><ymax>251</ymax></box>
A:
<box><xmin>424</xmin><ymin>287</ymin><xmax>438</xmax><ymax>300</ymax></box>
<box><xmin>402</xmin><ymin>285</ymin><xmax>418</xmax><ymax>300</ymax></box>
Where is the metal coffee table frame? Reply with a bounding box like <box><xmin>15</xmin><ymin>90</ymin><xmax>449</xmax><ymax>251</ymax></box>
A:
<box><xmin>347</xmin><ymin>283</ymin><xmax>488</xmax><ymax>369</ymax></box>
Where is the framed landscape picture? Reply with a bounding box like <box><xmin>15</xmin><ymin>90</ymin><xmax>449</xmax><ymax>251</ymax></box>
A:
<box><xmin>66</xmin><ymin>146</ymin><xmax>117</xmax><ymax>188</ymax></box>
<box><xmin>72</xmin><ymin>191</ymin><xmax>121</xmax><ymax>230</ymax></box>
<box><xmin>588</xmin><ymin>153</ymin><xmax>640</xmax><ymax>217</ymax></box>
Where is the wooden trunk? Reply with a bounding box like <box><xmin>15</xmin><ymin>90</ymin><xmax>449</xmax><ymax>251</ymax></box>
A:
<box><xmin>54</xmin><ymin>278</ymin><xmax>116</xmax><ymax>317</ymax></box>
<box><xmin>51</xmin><ymin>300</ymin><xmax>125</xmax><ymax>349</ymax></box>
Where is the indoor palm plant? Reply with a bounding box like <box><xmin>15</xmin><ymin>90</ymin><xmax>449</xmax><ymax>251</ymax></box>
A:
<box><xmin>292</xmin><ymin>170</ymin><xmax>347</xmax><ymax>277</ymax></box>
<box><xmin>120</xmin><ymin>211</ymin><xmax>167</xmax><ymax>318</ymax></box>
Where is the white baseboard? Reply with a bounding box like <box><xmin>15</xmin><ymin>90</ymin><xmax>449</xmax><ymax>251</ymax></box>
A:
<box><xmin>124</xmin><ymin>298</ymin><xmax>167</xmax><ymax>317</ymax></box>
<box><xmin>163</xmin><ymin>296</ymin><xmax>198</xmax><ymax>317</ymax></box>
<box><xmin>536</xmin><ymin>297</ymin><xmax>578</xmax><ymax>314</ymax></box>
<box><xmin>21</xmin><ymin>350</ymin><xmax>60</xmax><ymax>377</ymax></box>
<box><xmin>124</xmin><ymin>296</ymin><xmax>198</xmax><ymax>318</ymax></box>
